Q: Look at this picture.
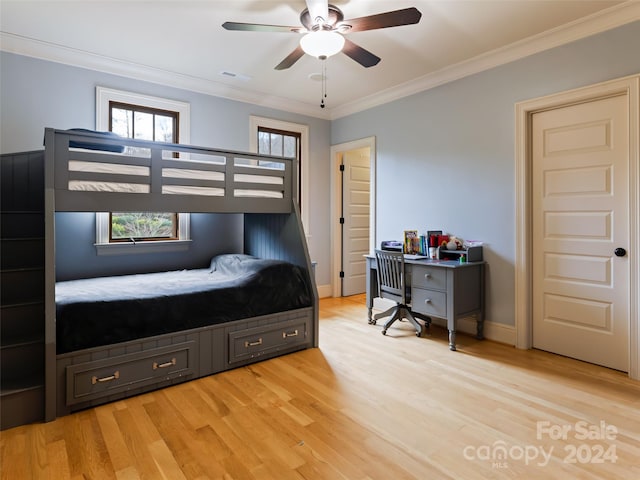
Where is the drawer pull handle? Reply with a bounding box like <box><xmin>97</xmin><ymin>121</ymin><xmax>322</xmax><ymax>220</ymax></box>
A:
<box><xmin>91</xmin><ymin>371</ymin><xmax>120</xmax><ymax>385</ymax></box>
<box><xmin>283</xmin><ymin>329</ymin><xmax>299</xmax><ymax>338</ymax></box>
<box><xmin>425</xmin><ymin>299</ymin><xmax>432</xmax><ymax>304</ymax></box>
<box><xmin>245</xmin><ymin>338</ymin><xmax>263</xmax><ymax>348</ymax></box>
<box><xmin>424</xmin><ymin>274</ymin><xmax>431</xmax><ymax>279</ymax></box>
<box><xmin>153</xmin><ymin>357</ymin><xmax>177</xmax><ymax>370</ymax></box>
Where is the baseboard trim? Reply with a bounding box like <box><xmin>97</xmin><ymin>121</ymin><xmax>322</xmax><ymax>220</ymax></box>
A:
<box><xmin>317</xmin><ymin>284</ymin><xmax>333</xmax><ymax>299</ymax></box>
<box><xmin>336</xmin><ymin>296</ymin><xmax>517</xmax><ymax>346</ymax></box>
<box><xmin>425</xmin><ymin>316</ymin><xmax>516</xmax><ymax>346</ymax></box>
<box><xmin>371</xmin><ymin>297</ymin><xmax>516</xmax><ymax>346</ymax></box>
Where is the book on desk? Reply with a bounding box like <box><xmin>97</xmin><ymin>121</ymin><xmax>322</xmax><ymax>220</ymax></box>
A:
<box><xmin>404</xmin><ymin>254</ymin><xmax>429</xmax><ymax>260</ymax></box>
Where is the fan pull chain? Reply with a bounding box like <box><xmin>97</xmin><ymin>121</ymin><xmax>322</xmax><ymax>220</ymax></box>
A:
<box><xmin>320</xmin><ymin>60</ymin><xmax>327</xmax><ymax>109</ymax></box>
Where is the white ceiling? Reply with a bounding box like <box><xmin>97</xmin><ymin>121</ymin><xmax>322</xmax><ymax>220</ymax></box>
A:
<box><xmin>1</xmin><ymin>1</ymin><xmax>639</xmax><ymax>119</ymax></box>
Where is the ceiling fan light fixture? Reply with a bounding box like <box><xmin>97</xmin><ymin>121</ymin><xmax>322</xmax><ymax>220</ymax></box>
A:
<box><xmin>300</xmin><ymin>30</ymin><xmax>345</xmax><ymax>59</ymax></box>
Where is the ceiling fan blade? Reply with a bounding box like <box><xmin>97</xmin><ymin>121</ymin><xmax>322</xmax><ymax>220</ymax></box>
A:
<box><xmin>342</xmin><ymin>38</ymin><xmax>380</xmax><ymax>68</ymax></box>
<box><xmin>342</xmin><ymin>7</ymin><xmax>422</xmax><ymax>33</ymax></box>
<box><xmin>222</xmin><ymin>21</ymin><xmax>301</xmax><ymax>33</ymax></box>
<box><xmin>305</xmin><ymin>0</ymin><xmax>329</xmax><ymax>23</ymax></box>
<box><xmin>275</xmin><ymin>45</ymin><xmax>306</xmax><ymax>70</ymax></box>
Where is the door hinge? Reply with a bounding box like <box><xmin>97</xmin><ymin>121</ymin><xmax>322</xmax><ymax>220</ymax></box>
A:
<box><xmin>339</xmin><ymin>164</ymin><xmax>345</xmax><ymax>171</ymax></box>
<box><xmin>339</xmin><ymin>271</ymin><xmax>344</xmax><ymax>278</ymax></box>
<box><xmin>339</xmin><ymin>217</ymin><xmax>344</xmax><ymax>224</ymax></box>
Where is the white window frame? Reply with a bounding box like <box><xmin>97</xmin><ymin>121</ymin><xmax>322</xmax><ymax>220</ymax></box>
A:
<box><xmin>96</xmin><ymin>87</ymin><xmax>191</xmax><ymax>144</ymax></box>
<box><xmin>249</xmin><ymin>115</ymin><xmax>310</xmax><ymax>236</ymax></box>
<box><xmin>95</xmin><ymin>86</ymin><xmax>192</xmax><ymax>255</ymax></box>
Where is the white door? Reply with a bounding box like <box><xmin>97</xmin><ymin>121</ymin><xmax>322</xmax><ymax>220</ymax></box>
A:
<box><xmin>341</xmin><ymin>148</ymin><xmax>370</xmax><ymax>296</ymax></box>
<box><xmin>532</xmin><ymin>94</ymin><xmax>629</xmax><ymax>371</ymax></box>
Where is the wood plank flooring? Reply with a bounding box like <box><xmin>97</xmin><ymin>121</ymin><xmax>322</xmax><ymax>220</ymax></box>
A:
<box><xmin>2</xmin><ymin>294</ymin><xmax>640</xmax><ymax>479</ymax></box>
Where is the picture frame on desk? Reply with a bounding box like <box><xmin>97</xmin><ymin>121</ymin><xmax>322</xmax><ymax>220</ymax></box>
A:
<box><xmin>403</xmin><ymin>230</ymin><xmax>420</xmax><ymax>254</ymax></box>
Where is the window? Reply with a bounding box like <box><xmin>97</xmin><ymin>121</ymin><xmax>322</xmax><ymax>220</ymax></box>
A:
<box><xmin>249</xmin><ymin>116</ymin><xmax>310</xmax><ymax>235</ymax></box>
<box><xmin>109</xmin><ymin>102</ymin><xmax>177</xmax><ymax>143</ymax></box>
<box><xmin>107</xmin><ymin>102</ymin><xmax>179</xmax><ymax>243</ymax></box>
<box><xmin>95</xmin><ymin>87</ymin><xmax>191</xmax><ymax>254</ymax></box>
<box><xmin>257</xmin><ymin>127</ymin><xmax>301</xmax><ymax>206</ymax></box>
<box><xmin>110</xmin><ymin>212</ymin><xmax>178</xmax><ymax>242</ymax></box>
<box><xmin>258</xmin><ymin>128</ymin><xmax>299</xmax><ymax>158</ymax></box>
<box><xmin>96</xmin><ymin>87</ymin><xmax>190</xmax><ymax>143</ymax></box>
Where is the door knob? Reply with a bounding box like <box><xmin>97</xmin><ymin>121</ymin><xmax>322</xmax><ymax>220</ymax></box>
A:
<box><xmin>614</xmin><ymin>248</ymin><xmax>627</xmax><ymax>257</ymax></box>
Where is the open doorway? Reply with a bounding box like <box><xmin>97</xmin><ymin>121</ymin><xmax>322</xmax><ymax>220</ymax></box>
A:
<box><xmin>330</xmin><ymin>137</ymin><xmax>376</xmax><ymax>297</ymax></box>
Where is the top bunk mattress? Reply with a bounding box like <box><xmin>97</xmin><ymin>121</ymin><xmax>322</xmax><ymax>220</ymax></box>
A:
<box><xmin>55</xmin><ymin>254</ymin><xmax>313</xmax><ymax>354</ymax></box>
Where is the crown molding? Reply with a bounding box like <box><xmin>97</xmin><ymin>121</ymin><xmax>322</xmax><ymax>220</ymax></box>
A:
<box><xmin>330</xmin><ymin>1</ymin><xmax>640</xmax><ymax>119</ymax></box>
<box><xmin>1</xmin><ymin>2</ymin><xmax>638</xmax><ymax>121</ymax></box>
<box><xmin>0</xmin><ymin>32</ymin><xmax>332</xmax><ymax>120</ymax></box>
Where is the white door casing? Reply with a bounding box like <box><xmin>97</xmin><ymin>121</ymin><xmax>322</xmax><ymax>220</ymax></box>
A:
<box><xmin>330</xmin><ymin>137</ymin><xmax>376</xmax><ymax>298</ymax></box>
<box><xmin>515</xmin><ymin>74</ymin><xmax>640</xmax><ymax>379</ymax></box>
<box><xmin>531</xmin><ymin>95</ymin><xmax>629</xmax><ymax>371</ymax></box>
<box><xmin>341</xmin><ymin>148</ymin><xmax>371</xmax><ymax>296</ymax></box>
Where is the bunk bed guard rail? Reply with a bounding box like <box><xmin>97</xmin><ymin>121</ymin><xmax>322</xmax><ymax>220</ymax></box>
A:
<box><xmin>44</xmin><ymin>128</ymin><xmax>295</xmax><ymax>213</ymax></box>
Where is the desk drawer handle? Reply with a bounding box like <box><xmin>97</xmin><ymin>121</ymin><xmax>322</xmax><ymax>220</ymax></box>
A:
<box><xmin>153</xmin><ymin>357</ymin><xmax>177</xmax><ymax>370</ymax></box>
<box><xmin>283</xmin><ymin>329</ymin><xmax>299</xmax><ymax>339</ymax></box>
<box><xmin>245</xmin><ymin>338</ymin><xmax>263</xmax><ymax>348</ymax></box>
<box><xmin>424</xmin><ymin>299</ymin><xmax>432</xmax><ymax>304</ymax></box>
<box><xmin>424</xmin><ymin>274</ymin><xmax>431</xmax><ymax>279</ymax></box>
<box><xmin>91</xmin><ymin>371</ymin><xmax>120</xmax><ymax>384</ymax></box>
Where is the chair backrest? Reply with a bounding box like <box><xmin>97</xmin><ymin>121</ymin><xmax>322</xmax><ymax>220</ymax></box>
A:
<box><xmin>375</xmin><ymin>249</ymin><xmax>407</xmax><ymax>305</ymax></box>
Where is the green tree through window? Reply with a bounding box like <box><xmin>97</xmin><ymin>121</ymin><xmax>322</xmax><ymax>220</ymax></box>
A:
<box><xmin>110</xmin><ymin>212</ymin><xmax>177</xmax><ymax>241</ymax></box>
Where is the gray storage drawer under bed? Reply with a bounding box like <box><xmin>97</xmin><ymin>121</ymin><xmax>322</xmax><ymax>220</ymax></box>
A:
<box><xmin>228</xmin><ymin>316</ymin><xmax>309</xmax><ymax>364</ymax></box>
<box><xmin>65</xmin><ymin>341</ymin><xmax>196</xmax><ymax>405</ymax></box>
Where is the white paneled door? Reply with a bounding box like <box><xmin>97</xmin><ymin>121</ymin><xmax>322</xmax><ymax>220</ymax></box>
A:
<box><xmin>532</xmin><ymin>94</ymin><xmax>629</xmax><ymax>371</ymax></box>
<box><xmin>341</xmin><ymin>148</ymin><xmax>370</xmax><ymax>296</ymax></box>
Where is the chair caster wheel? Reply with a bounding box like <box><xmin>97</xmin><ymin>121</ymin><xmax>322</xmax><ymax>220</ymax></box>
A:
<box><xmin>369</xmin><ymin>320</ymin><xmax>377</xmax><ymax>325</ymax></box>
<box><xmin>382</xmin><ymin>330</ymin><xmax>387</xmax><ymax>335</ymax></box>
<box><xmin>416</xmin><ymin>331</ymin><xmax>422</xmax><ymax>337</ymax></box>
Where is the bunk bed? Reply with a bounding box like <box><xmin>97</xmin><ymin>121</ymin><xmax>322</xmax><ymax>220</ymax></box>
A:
<box><xmin>41</xmin><ymin>128</ymin><xmax>318</xmax><ymax>420</ymax></box>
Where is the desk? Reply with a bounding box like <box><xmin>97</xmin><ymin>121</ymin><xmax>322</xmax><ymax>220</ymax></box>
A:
<box><xmin>366</xmin><ymin>255</ymin><xmax>485</xmax><ymax>350</ymax></box>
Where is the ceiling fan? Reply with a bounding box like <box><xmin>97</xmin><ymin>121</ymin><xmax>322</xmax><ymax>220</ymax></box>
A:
<box><xmin>222</xmin><ymin>0</ymin><xmax>422</xmax><ymax>70</ymax></box>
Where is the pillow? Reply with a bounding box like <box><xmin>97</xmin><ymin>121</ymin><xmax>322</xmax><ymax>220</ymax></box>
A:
<box><xmin>67</xmin><ymin>128</ymin><xmax>126</xmax><ymax>153</ymax></box>
<box><xmin>209</xmin><ymin>253</ymin><xmax>256</xmax><ymax>273</ymax></box>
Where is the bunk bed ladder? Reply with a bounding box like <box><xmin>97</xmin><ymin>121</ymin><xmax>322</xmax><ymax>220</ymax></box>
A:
<box><xmin>0</xmin><ymin>151</ymin><xmax>47</xmax><ymax>430</ymax></box>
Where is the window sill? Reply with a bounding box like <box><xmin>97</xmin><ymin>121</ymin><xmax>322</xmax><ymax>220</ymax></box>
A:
<box><xmin>95</xmin><ymin>240</ymin><xmax>192</xmax><ymax>256</ymax></box>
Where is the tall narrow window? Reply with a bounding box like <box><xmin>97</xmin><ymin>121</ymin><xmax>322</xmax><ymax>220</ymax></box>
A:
<box><xmin>249</xmin><ymin>115</ymin><xmax>312</xmax><ymax>237</ymax></box>
<box><xmin>257</xmin><ymin>126</ymin><xmax>302</xmax><ymax>207</ymax></box>
<box><xmin>250</xmin><ymin>117</ymin><xmax>309</xmax><ymax>234</ymax></box>
<box><xmin>107</xmin><ymin>102</ymin><xmax>179</xmax><ymax>242</ymax></box>
<box><xmin>95</xmin><ymin>87</ymin><xmax>191</xmax><ymax>254</ymax></box>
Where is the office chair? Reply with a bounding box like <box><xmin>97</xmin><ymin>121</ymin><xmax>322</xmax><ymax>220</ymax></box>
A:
<box><xmin>371</xmin><ymin>249</ymin><xmax>423</xmax><ymax>337</ymax></box>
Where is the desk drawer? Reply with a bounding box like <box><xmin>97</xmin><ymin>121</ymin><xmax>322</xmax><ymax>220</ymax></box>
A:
<box><xmin>66</xmin><ymin>342</ymin><xmax>195</xmax><ymax>405</ymax></box>
<box><xmin>411</xmin><ymin>265</ymin><xmax>447</xmax><ymax>290</ymax></box>
<box><xmin>412</xmin><ymin>288</ymin><xmax>447</xmax><ymax>318</ymax></box>
<box><xmin>228</xmin><ymin>318</ymin><xmax>308</xmax><ymax>364</ymax></box>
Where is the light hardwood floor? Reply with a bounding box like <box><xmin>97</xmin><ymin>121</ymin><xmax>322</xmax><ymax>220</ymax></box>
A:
<box><xmin>2</xmin><ymin>295</ymin><xmax>640</xmax><ymax>479</ymax></box>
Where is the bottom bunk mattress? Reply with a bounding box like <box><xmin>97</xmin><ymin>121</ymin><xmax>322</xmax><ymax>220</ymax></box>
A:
<box><xmin>55</xmin><ymin>254</ymin><xmax>313</xmax><ymax>354</ymax></box>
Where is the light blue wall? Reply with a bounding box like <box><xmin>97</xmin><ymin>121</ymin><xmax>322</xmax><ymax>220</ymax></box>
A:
<box><xmin>332</xmin><ymin>20</ymin><xmax>640</xmax><ymax>327</ymax></box>
<box><xmin>54</xmin><ymin>212</ymin><xmax>243</xmax><ymax>281</ymax></box>
<box><xmin>0</xmin><ymin>52</ymin><xmax>332</xmax><ymax>283</ymax></box>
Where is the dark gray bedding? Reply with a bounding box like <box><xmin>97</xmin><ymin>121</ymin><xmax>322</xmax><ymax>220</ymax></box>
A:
<box><xmin>55</xmin><ymin>254</ymin><xmax>312</xmax><ymax>354</ymax></box>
